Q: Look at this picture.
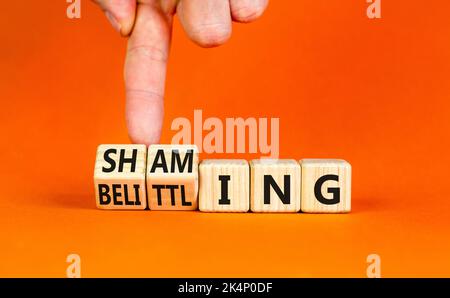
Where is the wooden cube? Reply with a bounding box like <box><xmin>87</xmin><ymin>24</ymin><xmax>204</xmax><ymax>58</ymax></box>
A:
<box><xmin>250</xmin><ymin>159</ymin><xmax>301</xmax><ymax>212</ymax></box>
<box><xmin>94</xmin><ymin>144</ymin><xmax>147</xmax><ymax>210</ymax></box>
<box><xmin>146</xmin><ymin>145</ymin><xmax>199</xmax><ymax>210</ymax></box>
<box><xmin>199</xmin><ymin>159</ymin><xmax>250</xmax><ymax>212</ymax></box>
<box><xmin>300</xmin><ymin>159</ymin><xmax>351</xmax><ymax>213</ymax></box>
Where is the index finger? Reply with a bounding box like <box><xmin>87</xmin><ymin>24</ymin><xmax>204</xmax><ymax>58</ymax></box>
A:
<box><xmin>124</xmin><ymin>3</ymin><xmax>173</xmax><ymax>145</ymax></box>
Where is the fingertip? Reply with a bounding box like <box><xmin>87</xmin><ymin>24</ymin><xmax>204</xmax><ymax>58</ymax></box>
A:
<box><xmin>177</xmin><ymin>0</ymin><xmax>232</xmax><ymax>48</ymax></box>
<box><xmin>109</xmin><ymin>13</ymin><xmax>135</xmax><ymax>37</ymax></box>
<box><xmin>230</xmin><ymin>0</ymin><xmax>269</xmax><ymax>23</ymax></box>
<box><xmin>96</xmin><ymin>0</ymin><xmax>136</xmax><ymax>36</ymax></box>
<box><xmin>128</xmin><ymin>130</ymin><xmax>161</xmax><ymax>146</ymax></box>
<box><xmin>119</xmin><ymin>19</ymin><xmax>135</xmax><ymax>37</ymax></box>
<box><xmin>126</xmin><ymin>93</ymin><xmax>164</xmax><ymax>146</ymax></box>
<box><xmin>189</xmin><ymin>23</ymin><xmax>232</xmax><ymax>48</ymax></box>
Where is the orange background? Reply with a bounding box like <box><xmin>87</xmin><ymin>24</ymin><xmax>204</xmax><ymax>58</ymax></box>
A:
<box><xmin>1</xmin><ymin>1</ymin><xmax>450</xmax><ymax>277</ymax></box>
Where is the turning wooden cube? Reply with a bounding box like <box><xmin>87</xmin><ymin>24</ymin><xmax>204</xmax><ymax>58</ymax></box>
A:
<box><xmin>300</xmin><ymin>159</ymin><xmax>351</xmax><ymax>213</ymax></box>
<box><xmin>250</xmin><ymin>159</ymin><xmax>301</xmax><ymax>212</ymax></box>
<box><xmin>146</xmin><ymin>145</ymin><xmax>199</xmax><ymax>210</ymax></box>
<box><xmin>199</xmin><ymin>159</ymin><xmax>250</xmax><ymax>212</ymax></box>
<box><xmin>94</xmin><ymin>144</ymin><xmax>147</xmax><ymax>210</ymax></box>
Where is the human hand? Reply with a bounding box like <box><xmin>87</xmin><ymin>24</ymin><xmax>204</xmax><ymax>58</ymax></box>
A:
<box><xmin>93</xmin><ymin>0</ymin><xmax>268</xmax><ymax>145</ymax></box>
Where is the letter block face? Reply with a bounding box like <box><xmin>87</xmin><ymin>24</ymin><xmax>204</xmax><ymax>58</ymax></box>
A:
<box><xmin>147</xmin><ymin>145</ymin><xmax>199</xmax><ymax>210</ymax></box>
<box><xmin>250</xmin><ymin>159</ymin><xmax>301</xmax><ymax>212</ymax></box>
<box><xmin>94</xmin><ymin>144</ymin><xmax>147</xmax><ymax>210</ymax></box>
<box><xmin>300</xmin><ymin>159</ymin><xmax>351</xmax><ymax>213</ymax></box>
<box><xmin>199</xmin><ymin>159</ymin><xmax>250</xmax><ymax>212</ymax></box>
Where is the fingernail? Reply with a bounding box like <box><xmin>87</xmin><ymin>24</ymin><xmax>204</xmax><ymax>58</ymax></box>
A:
<box><xmin>105</xmin><ymin>11</ymin><xmax>121</xmax><ymax>34</ymax></box>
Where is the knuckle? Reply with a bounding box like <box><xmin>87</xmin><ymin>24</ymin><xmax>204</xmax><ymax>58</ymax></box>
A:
<box><xmin>125</xmin><ymin>88</ymin><xmax>164</xmax><ymax>103</ymax></box>
<box><xmin>126</xmin><ymin>44</ymin><xmax>168</xmax><ymax>63</ymax></box>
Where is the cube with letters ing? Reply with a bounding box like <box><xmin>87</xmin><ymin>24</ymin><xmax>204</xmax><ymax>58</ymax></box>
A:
<box><xmin>94</xmin><ymin>144</ymin><xmax>147</xmax><ymax>210</ymax></box>
<box><xmin>250</xmin><ymin>159</ymin><xmax>301</xmax><ymax>212</ymax></box>
<box><xmin>300</xmin><ymin>159</ymin><xmax>351</xmax><ymax>213</ymax></box>
<box><xmin>146</xmin><ymin>145</ymin><xmax>199</xmax><ymax>210</ymax></box>
<box><xmin>199</xmin><ymin>159</ymin><xmax>250</xmax><ymax>212</ymax></box>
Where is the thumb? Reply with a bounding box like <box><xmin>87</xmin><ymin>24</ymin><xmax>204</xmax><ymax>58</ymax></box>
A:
<box><xmin>93</xmin><ymin>0</ymin><xmax>136</xmax><ymax>36</ymax></box>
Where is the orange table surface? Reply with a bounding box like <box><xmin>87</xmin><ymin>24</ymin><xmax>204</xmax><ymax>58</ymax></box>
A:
<box><xmin>1</xmin><ymin>1</ymin><xmax>450</xmax><ymax>277</ymax></box>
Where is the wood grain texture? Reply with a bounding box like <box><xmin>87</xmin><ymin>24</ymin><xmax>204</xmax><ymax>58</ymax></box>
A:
<box><xmin>250</xmin><ymin>159</ymin><xmax>301</xmax><ymax>213</ymax></box>
<box><xmin>300</xmin><ymin>159</ymin><xmax>351</xmax><ymax>213</ymax></box>
<box><xmin>94</xmin><ymin>144</ymin><xmax>147</xmax><ymax>210</ymax></box>
<box><xmin>146</xmin><ymin>145</ymin><xmax>199</xmax><ymax>210</ymax></box>
<box><xmin>199</xmin><ymin>159</ymin><xmax>249</xmax><ymax>212</ymax></box>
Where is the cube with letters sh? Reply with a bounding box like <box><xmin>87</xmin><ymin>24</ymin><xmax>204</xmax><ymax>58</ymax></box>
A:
<box><xmin>94</xmin><ymin>144</ymin><xmax>147</xmax><ymax>210</ymax></box>
<box><xmin>146</xmin><ymin>145</ymin><xmax>199</xmax><ymax>210</ymax></box>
